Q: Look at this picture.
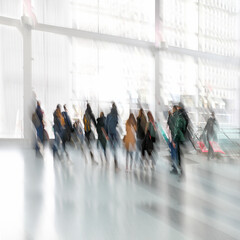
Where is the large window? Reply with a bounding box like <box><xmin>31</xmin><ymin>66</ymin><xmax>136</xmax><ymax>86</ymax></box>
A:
<box><xmin>0</xmin><ymin>0</ymin><xmax>22</xmax><ymax>19</ymax></box>
<box><xmin>72</xmin><ymin>38</ymin><xmax>155</xmax><ymax>120</ymax></box>
<box><xmin>32</xmin><ymin>0</ymin><xmax>155</xmax><ymax>42</ymax></box>
<box><xmin>0</xmin><ymin>26</ymin><xmax>23</xmax><ymax>138</ymax></box>
<box><xmin>32</xmin><ymin>32</ymin><xmax>155</xmax><ymax>137</ymax></box>
<box><xmin>0</xmin><ymin>0</ymin><xmax>239</xmax><ymax>140</ymax></box>
<box><xmin>32</xmin><ymin>31</ymin><xmax>70</xmax><ymax>137</ymax></box>
<box><xmin>198</xmin><ymin>0</ymin><xmax>239</xmax><ymax>56</ymax></box>
<box><xmin>160</xmin><ymin>52</ymin><xmax>240</xmax><ymax>128</ymax></box>
<box><xmin>162</xmin><ymin>0</ymin><xmax>198</xmax><ymax>50</ymax></box>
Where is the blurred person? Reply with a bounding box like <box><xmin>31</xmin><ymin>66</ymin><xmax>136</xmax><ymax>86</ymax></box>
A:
<box><xmin>53</xmin><ymin>104</ymin><xmax>67</xmax><ymax>159</ymax></box>
<box><xmin>166</xmin><ymin>110</ymin><xmax>173</xmax><ymax>142</ymax></box>
<box><xmin>166</xmin><ymin>109</ymin><xmax>175</xmax><ymax>164</ymax></box>
<box><xmin>135</xmin><ymin>108</ymin><xmax>147</xmax><ymax>167</ymax></box>
<box><xmin>36</xmin><ymin>101</ymin><xmax>44</xmax><ymax>143</ymax></box>
<box><xmin>106</xmin><ymin>102</ymin><xmax>119</xmax><ymax>169</ymax></box>
<box><xmin>178</xmin><ymin>102</ymin><xmax>195</xmax><ymax>149</ymax></box>
<box><xmin>177</xmin><ymin>102</ymin><xmax>189</xmax><ymax>131</ymax></box>
<box><xmin>141</xmin><ymin>111</ymin><xmax>157</xmax><ymax>170</ymax></box>
<box><xmin>123</xmin><ymin>113</ymin><xmax>137</xmax><ymax>172</ymax></box>
<box><xmin>83</xmin><ymin>103</ymin><xmax>98</xmax><ymax>164</ymax></box>
<box><xmin>73</xmin><ymin>119</ymin><xmax>84</xmax><ymax>148</ymax></box>
<box><xmin>96</xmin><ymin>112</ymin><xmax>108</xmax><ymax>164</ymax></box>
<box><xmin>168</xmin><ymin>106</ymin><xmax>178</xmax><ymax>172</ymax></box>
<box><xmin>32</xmin><ymin>101</ymin><xmax>45</xmax><ymax>154</ymax></box>
<box><xmin>171</xmin><ymin>105</ymin><xmax>187</xmax><ymax>176</ymax></box>
<box><xmin>202</xmin><ymin>112</ymin><xmax>219</xmax><ymax>160</ymax></box>
<box><xmin>62</xmin><ymin>104</ymin><xmax>73</xmax><ymax>142</ymax></box>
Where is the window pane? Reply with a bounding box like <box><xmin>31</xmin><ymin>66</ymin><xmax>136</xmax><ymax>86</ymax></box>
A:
<box><xmin>0</xmin><ymin>0</ymin><xmax>22</xmax><ymax>19</ymax></box>
<box><xmin>0</xmin><ymin>26</ymin><xmax>23</xmax><ymax>138</ymax></box>
<box><xmin>32</xmin><ymin>31</ymin><xmax>70</xmax><ymax>138</ymax></box>
<box><xmin>32</xmin><ymin>0</ymin><xmax>155</xmax><ymax>41</ymax></box>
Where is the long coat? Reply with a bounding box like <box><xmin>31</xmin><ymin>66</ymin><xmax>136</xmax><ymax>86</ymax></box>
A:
<box><xmin>97</xmin><ymin>116</ymin><xmax>107</xmax><ymax>150</ymax></box>
<box><xmin>124</xmin><ymin>122</ymin><xmax>136</xmax><ymax>151</ymax></box>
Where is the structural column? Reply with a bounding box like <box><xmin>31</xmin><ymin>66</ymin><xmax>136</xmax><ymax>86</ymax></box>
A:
<box><xmin>155</xmin><ymin>0</ymin><xmax>159</xmax><ymax>121</ymax></box>
<box><xmin>22</xmin><ymin>24</ymin><xmax>33</xmax><ymax>147</ymax></box>
<box><xmin>155</xmin><ymin>0</ymin><xmax>163</xmax><ymax>122</ymax></box>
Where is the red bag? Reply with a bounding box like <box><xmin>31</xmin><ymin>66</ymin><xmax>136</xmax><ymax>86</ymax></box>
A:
<box><xmin>209</xmin><ymin>141</ymin><xmax>225</xmax><ymax>154</ymax></box>
<box><xmin>197</xmin><ymin>141</ymin><xmax>208</xmax><ymax>153</ymax></box>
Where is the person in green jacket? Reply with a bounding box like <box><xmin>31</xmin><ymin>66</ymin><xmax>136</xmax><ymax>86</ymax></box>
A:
<box><xmin>171</xmin><ymin>105</ymin><xmax>187</xmax><ymax>175</ymax></box>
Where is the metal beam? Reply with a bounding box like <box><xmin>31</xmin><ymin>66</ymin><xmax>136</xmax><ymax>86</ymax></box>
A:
<box><xmin>0</xmin><ymin>16</ymin><xmax>239</xmax><ymax>65</ymax></box>
<box><xmin>34</xmin><ymin>23</ymin><xmax>156</xmax><ymax>50</ymax></box>
<box><xmin>0</xmin><ymin>16</ymin><xmax>21</xmax><ymax>29</ymax></box>
<box><xmin>161</xmin><ymin>45</ymin><xmax>240</xmax><ymax>65</ymax></box>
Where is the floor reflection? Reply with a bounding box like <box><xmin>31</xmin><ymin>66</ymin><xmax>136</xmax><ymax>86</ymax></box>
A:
<box><xmin>0</xmin><ymin>146</ymin><xmax>240</xmax><ymax>240</ymax></box>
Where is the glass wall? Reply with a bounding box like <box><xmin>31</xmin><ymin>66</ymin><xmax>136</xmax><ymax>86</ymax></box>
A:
<box><xmin>0</xmin><ymin>0</ymin><xmax>239</xmax><ymax>138</ymax></box>
<box><xmin>0</xmin><ymin>0</ymin><xmax>22</xmax><ymax>19</ymax></box>
<box><xmin>160</xmin><ymin>0</ymin><xmax>240</xmax><ymax>128</ymax></box>
<box><xmin>162</xmin><ymin>0</ymin><xmax>199</xmax><ymax>50</ymax></box>
<box><xmin>32</xmin><ymin>0</ymin><xmax>155</xmax><ymax>41</ymax></box>
<box><xmin>32</xmin><ymin>32</ymin><xmax>155</xmax><ymax>137</ymax></box>
<box><xmin>198</xmin><ymin>0</ymin><xmax>239</xmax><ymax>56</ymax></box>
<box><xmin>0</xmin><ymin>26</ymin><xmax>23</xmax><ymax>138</ymax></box>
<box><xmin>160</xmin><ymin>52</ymin><xmax>240</xmax><ymax>128</ymax></box>
<box><xmin>162</xmin><ymin>0</ymin><xmax>240</xmax><ymax>56</ymax></box>
<box><xmin>72</xmin><ymin>38</ymin><xmax>154</xmax><ymax>114</ymax></box>
<box><xmin>32</xmin><ymin>31</ymin><xmax>70</xmax><ymax>137</ymax></box>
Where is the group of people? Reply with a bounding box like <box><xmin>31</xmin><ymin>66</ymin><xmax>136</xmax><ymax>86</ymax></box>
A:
<box><xmin>166</xmin><ymin>103</ymin><xmax>219</xmax><ymax>175</ymax></box>
<box><xmin>32</xmin><ymin>100</ymin><xmax>219</xmax><ymax>175</ymax></box>
<box><xmin>32</xmin><ymin>101</ymin><xmax>160</xmax><ymax>172</ymax></box>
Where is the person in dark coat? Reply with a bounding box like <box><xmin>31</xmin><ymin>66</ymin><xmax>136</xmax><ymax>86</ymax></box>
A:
<box><xmin>177</xmin><ymin>102</ymin><xmax>195</xmax><ymax>149</ymax></box>
<box><xmin>135</xmin><ymin>108</ymin><xmax>147</xmax><ymax>166</ymax></box>
<box><xmin>53</xmin><ymin>104</ymin><xmax>67</xmax><ymax>158</ymax></box>
<box><xmin>36</xmin><ymin>101</ymin><xmax>44</xmax><ymax>144</ymax></box>
<box><xmin>177</xmin><ymin>102</ymin><xmax>189</xmax><ymax>131</ymax></box>
<box><xmin>83</xmin><ymin>103</ymin><xmax>97</xmax><ymax>143</ymax></box>
<box><xmin>106</xmin><ymin>102</ymin><xmax>119</xmax><ymax>169</ymax></box>
<box><xmin>62</xmin><ymin>104</ymin><xmax>73</xmax><ymax>142</ymax></box>
<box><xmin>141</xmin><ymin>111</ymin><xmax>157</xmax><ymax>170</ymax></box>
<box><xmin>171</xmin><ymin>105</ymin><xmax>187</xmax><ymax>175</ymax></box>
<box><xmin>202</xmin><ymin>112</ymin><xmax>219</xmax><ymax>160</ymax></box>
<box><xmin>83</xmin><ymin>103</ymin><xmax>98</xmax><ymax>164</ymax></box>
<box><xmin>96</xmin><ymin>112</ymin><xmax>108</xmax><ymax>163</ymax></box>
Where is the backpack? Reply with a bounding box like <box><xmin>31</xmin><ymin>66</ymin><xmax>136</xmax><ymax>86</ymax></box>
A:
<box><xmin>84</xmin><ymin>113</ymin><xmax>91</xmax><ymax>132</ymax></box>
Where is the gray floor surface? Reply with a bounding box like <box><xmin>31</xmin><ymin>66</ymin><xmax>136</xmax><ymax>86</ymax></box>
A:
<box><xmin>0</xmin><ymin>143</ymin><xmax>240</xmax><ymax>240</ymax></box>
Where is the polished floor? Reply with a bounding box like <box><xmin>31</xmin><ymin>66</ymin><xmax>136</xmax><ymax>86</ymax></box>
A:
<box><xmin>0</xmin><ymin>143</ymin><xmax>240</xmax><ymax>240</ymax></box>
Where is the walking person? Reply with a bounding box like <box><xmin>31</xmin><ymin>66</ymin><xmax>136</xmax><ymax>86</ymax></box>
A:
<box><xmin>53</xmin><ymin>104</ymin><xmax>67</xmax><ymax>159</ymax></box>
<box><xmin>177</xmin><ymin>102</ymin><xmax>195</xmax><ymax>149</ymax></box>
<box><xmin>171</xmin><ymin>105</ymin><xmax>187</xmax><ymax>176</ymax></box>
<box><xmin>83</xmin><ymin>103</ymin><xmax>98</xmax><ymax>164</ymax></box>
<box><xmin>73</xmin><ymin>119</ymin><xmax>84</xmax><ymax>150</ymax></box>
<box><xmin>168</xmin><ymin>106</ymin><xmax>178</xmax><ymax>173</ymax></box>
<box><xmin>141</xmin><ymin>111</ymin><xmax>157</xmax><ymax>170</ymax></box>
<box><xmin>62</xmin><ymin>104</ymin><xmax>73</xmax><ymax>142</ymax></box>
<box><xmin>202</xmin><ymin>112</ymin><xmax>219</xmax><ymax>160</ymax></box>
<box><xmin>96</xmin><ymin>112</ymin><xmax>108</xmax><ymax>164</ymax></box>
<box><xmin>106</xmin><ymin>102</ymin><xmax>119</xmax><ymax>169</ymax></box>
<box><xmin>32</xmin><ymin>101</ymin><xmax>45</xmax><ymax>155</ymax></box>
<box><xmin>135</xmin><ymin>108</ymin><xmax>147</xmax><ymax>167</ymax></box>
<box><xmin>123</xmin><ymin>113</ymin><xmax>137</xmax><ymax>172</ymax></box>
